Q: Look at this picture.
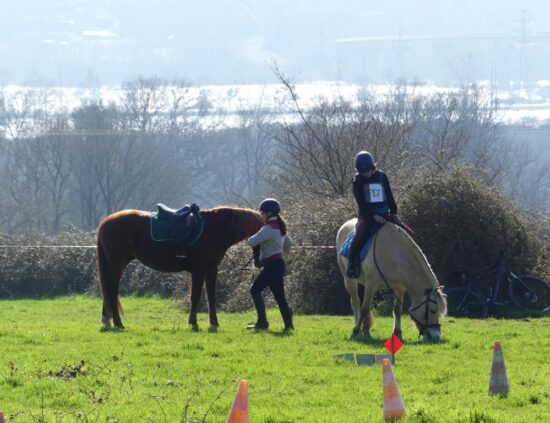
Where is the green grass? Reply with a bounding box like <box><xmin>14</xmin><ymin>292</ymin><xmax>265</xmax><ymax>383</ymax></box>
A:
<box><xmin>0</xmin><ymin>296</ymin><xmax>549</xmax><ymax>422</ymax></box>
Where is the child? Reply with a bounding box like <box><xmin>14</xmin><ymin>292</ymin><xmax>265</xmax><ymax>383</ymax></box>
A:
<box><xmin>246</xmin><ymin>198</ymin><xmax>294</xmax><ymax>330</ymax></box>
<box><xmin>347</xmin><ymin>151</ymin><xmax>399</xmax><ymax>278</ymax></box>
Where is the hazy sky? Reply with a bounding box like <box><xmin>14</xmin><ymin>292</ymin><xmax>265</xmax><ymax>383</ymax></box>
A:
<box><xmin>1</xmin><ymin>0</ymin><xmax>549</xmax><ymax>86</ymax></box>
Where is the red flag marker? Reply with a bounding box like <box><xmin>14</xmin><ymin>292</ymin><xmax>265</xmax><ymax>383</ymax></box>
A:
<box><xmin>384</xmin><ymin>334</ymin><xmax>403</xmax><ymax>364</ymax></box>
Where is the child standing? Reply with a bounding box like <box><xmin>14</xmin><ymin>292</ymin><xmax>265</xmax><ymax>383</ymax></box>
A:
<box><xmin>246</xmin><ymin>198</ymin><xmax>294</xmax><ymax>330</ymax></box>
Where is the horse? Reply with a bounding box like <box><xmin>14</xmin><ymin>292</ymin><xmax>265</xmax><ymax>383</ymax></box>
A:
<box><xmin>96</xmin><ymin>206</ymin><xmax>263</xmax><ymax>329</ymax></box>
<box><xmin>336</xmin><ymin>219</ymin><xmax>447</xmax><ymax>341</ymax></box>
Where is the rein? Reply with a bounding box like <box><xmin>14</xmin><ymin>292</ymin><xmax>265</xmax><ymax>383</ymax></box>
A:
<box><xmin>372</xmin><ymin>227</ymin><xmax>441</xmax><ymax>337</ymax></box>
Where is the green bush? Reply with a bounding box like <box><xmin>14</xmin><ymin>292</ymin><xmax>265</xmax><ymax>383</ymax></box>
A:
<box><xmin>399</xmin><ymin>166</ymin><xmax>548</xmax><ymax>287</ymax></box>
<box><xmin>0</xmin><ymin>229</ymin><xmax>188</xmax><ymax>299</ymax></box>
<box><xmin>281</xmin><ymin>194</ymin><xmax>355</xmax><ymax>314</ymax></box>
<box><xmin>0</xmin><ymin>230</ymin><xmax>97</xmax><ymax>297</ymax></box>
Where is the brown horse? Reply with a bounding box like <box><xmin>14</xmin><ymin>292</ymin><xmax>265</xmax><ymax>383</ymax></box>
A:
<box><xmin>96</xmin><ymin>206</ymin><xmax>263</xmax><ymax>329</ymax></box>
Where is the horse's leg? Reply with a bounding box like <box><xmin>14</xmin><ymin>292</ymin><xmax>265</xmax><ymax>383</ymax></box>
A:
<box><xmin>344</xmin><ymin>278</ymin><xmax>361</xmax><ymax>328</ymax></box>
<box><xmin>392</xmin><ymin>288</ymin><xmax>405</xmax><ymax>340</ymax></box>
<box><xmin>109</xmin><ymin>267</ymin><xmax>125</xmax><ymax>329</ymax></box>
<box><xmin>97</xmin><ymin>239</ymin><xmax>128</xmax><ymax>329</ymax></box>
<box><xmin>188</xmin><ymin>269</ymin><xmax>206</xmax><ymax>329</ymax></box>
<box><xmin>351</xmin><ymin>286</ymin><xmax>375</xmax><ymax>339</ymax></box>
<box><xmin>204</xmin><ymin>266</ymin><xmax>219</xmax><ymax>327</ymax></box>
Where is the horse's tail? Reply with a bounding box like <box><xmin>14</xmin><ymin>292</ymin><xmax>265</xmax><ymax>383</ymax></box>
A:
<box><xmin>97</xmin><ymin>236</ymin><xmax>123</xmax><ymax>325</ymax></box>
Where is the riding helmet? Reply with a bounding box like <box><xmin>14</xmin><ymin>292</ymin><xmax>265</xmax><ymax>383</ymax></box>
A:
<box><xmin>259</xmin><ymin>198</ymin><xmax>281</xmax><ymax>215</ymax></box>
<box><xmin>355</xmin><ymin>151</ymin><xmax>375</xmax><ymax>172</ymax></box>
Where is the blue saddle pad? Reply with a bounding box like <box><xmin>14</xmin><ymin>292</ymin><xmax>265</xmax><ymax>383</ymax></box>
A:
<box><xmin>339</xmin><ymin>223</ymin><xmax>381</xmax><ymax>259</ymax></box>
<box><xmin>150</xmin><ymin>212</ymin><xmax>174</xmax><ymax>242</ymax></box>
<box><xmin>150</xmin><ymin>211</ymin><xmax>203</xmax><ymax>245</ymax></box>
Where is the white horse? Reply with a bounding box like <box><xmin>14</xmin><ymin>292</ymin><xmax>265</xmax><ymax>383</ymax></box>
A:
<box><xmin>336</xmin><ymin>219</ymin><xmax>447</xmax><ymax>340</ymax></box>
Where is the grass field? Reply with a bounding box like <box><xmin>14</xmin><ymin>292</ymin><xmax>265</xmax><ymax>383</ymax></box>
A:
<box><xmin>0</xmin><ymin>296</ymin><xmax>548</xmax><ymax>422</ymax></box>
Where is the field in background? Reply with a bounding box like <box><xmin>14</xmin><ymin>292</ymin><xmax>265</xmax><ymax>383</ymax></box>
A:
<box><xmin>0</xmin><ymin>296</ymin><xmax>548</xmax><ymax>422</ymax></box>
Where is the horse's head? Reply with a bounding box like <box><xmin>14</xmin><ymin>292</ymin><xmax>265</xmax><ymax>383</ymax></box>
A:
<box><xmin>408</xmin><ymin>286</ymin><xmax>447</xmax><ymax>340</ymax></box>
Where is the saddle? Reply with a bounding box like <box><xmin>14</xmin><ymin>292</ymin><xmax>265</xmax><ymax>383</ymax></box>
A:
<box><xmin>153</xmin><ymin>203</ymin><xmax>203</xmax><ymax>256</ymax></box>
<box><xmin>339</xmin><ymin>222</ymin><xmax>382</xmax><ymax>260</ymax></box>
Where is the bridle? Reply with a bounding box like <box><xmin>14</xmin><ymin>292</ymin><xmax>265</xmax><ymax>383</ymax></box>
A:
<box><xmin>372</xmin><ymin>228</ymin><xmax>441</xmax><ymax>338</ymax></box>
<box><xmin>407</xmin><ymin>287</ymin><xmax>441</xmax><ymax>337</ymax></box>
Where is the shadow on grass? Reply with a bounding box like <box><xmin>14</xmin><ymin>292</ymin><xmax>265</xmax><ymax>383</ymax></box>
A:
<box><xmin>99</xmin><ymin>326</ymin><xmax>127</xmax><ymax>334</ymax></box>
<box><xmin>267</xmin><ymin>330</ymin><xmax>294</xmax><ymax>338</ymax></box>
<box><xmin>348</xmin><ymin>335</ymin><xmax>448</xmax><ymax>347</ymax></box>
<box><xmin>245</xmin><ymin>328</ymin><xmax>294</xmax><ymax>338</ymax></box>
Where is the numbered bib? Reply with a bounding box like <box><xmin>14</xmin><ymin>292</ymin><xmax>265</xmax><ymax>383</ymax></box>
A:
<box><xmin>368</xmin><ymin>183</ymin><xmax>384</xmax><ymax>203</ymax></box>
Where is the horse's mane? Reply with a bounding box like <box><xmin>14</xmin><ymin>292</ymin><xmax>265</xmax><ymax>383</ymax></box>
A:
<box><xmin>389</xmin><ymin>224</ymin><xmax>447</xmax><ymax>316</ymax></box>
<box><xmin>392</xmin><ymin>224</ymin><xmax>439</xmax><ymax>288</ymax></box>
<box><xmin>202</xmin><ymin>206</ymin><xmax>263</xmax><ymax>231</ymax></box>
<box><xmin>203</xmin><ymin>205</ymin><xmax>260</xmax><ymax>216</ymax></box>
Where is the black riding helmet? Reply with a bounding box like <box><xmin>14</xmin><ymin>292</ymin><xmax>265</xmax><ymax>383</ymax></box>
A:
<box><xmin>259</xmin><ymin>198</ymin><xmax>281</xmax><ymax>215</ymax></box>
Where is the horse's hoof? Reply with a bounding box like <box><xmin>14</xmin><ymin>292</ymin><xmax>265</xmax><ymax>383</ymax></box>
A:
<box><xmin>101</xmin><ymin>316</ymin><xmax>111</xmax><ymax>329</ymax></box>
<box><xmin>190</xmin><ymin>323</ymin><xmax>199</xmax><ymax>332</ymax></box>
<box><xmin>348</xmin><ymin>329</ymin><xmax>360</xmax><ymax>340</ymax></box>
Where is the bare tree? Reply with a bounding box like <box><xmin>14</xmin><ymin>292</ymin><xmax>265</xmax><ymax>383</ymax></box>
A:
<box><xmin>68</xmin><ymin>77</ymin><xmax>204</xmax><ymax>227</ymax></box>
<box><xmin>413</xmin><ymin>86</ymin><xmax>500</xmax><ymax>175</ymax></box>
<box><xmin>206</xmin><ymin>104</ymin><xmax>276</xmax><ymax>204</ymax></box>
<box><xmin>35</xmin><ymin>126</ymin><xmax>74</xmax><ymax>232</ymax></box>
<box><xmin>272</xmin><ymin>65</ymin><xmax>367</xmax><ymax>196</ymax></box>
<box><xmin>0</xmin><ymin>87</ymin><xmax>52</xmax><ymax>139</ymax></box>
<box><xmin>0</xmin><ymin>106</ymin><xmax>73</xmax><ymax>233</ymax></box>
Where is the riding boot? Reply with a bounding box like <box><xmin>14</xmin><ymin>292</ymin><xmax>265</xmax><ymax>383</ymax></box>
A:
<box><xmin>347</xmin><ymin>251</ymin><xmax>361</xmax><ymax>279</ymax></box>
<box><xmin>247</xmin><ymin>295</ymin><xmax>269</xmax><ymax>330</ymax></box>
<box><xmin>280</xmin><ymin>304</ymin><xmax>294</xmax><ymax>330</ymax></box>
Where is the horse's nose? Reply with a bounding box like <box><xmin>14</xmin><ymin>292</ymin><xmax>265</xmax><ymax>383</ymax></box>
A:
<box><xmin>423</xmin><ymin>329</ymin><xmax>441</xmax><ymax>340</ymax></box>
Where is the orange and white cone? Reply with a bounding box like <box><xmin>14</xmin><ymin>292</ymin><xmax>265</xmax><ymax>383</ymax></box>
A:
<box><xmin>226</xmin><ymin>379</ymin><xmax>249</xmax><ymax>423</ymax></box>
<box><xmin>382</xmin><ymin>358</ymin><xmax>406</xmax><ymax>420</ymax></box>
<box><xmin>489</xmin><ymin>340</ymin><xmax>509</xmax><ymax>396</ymax></box>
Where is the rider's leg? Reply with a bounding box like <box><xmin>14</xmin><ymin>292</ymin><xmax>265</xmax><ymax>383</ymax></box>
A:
<box><xmin>347</xmin><ymin>216</ymin><xmax>372</xmax><ymax>278</ymax></box>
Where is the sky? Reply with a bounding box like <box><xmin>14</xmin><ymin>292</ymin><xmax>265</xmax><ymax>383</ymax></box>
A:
<box><xmin>1</xmin><ymin>0</ymin><xmax>550</xmax><ymax>87</ymax></box>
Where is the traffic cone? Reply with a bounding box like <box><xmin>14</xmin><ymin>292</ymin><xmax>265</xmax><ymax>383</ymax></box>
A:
<box><xmin>382</xmin><ymin>358</ymin><xmax>406</xmax><ymax>420</ymax></box>
<box><xmin>489</xmin><ymin>340</ymin><xmax>509</xmax><ymax>396</ymax></box>
<box><xmin>226</xmin><ymin>379</ymin><xmax>249</xmax><ymax>423</ymax></box>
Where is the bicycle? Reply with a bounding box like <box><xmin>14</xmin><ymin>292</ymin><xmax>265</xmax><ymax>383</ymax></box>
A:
<box><xmin>445</xmin><ymin>253</ymin><xmax>550</xmax><ymax>318</ymax></box>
